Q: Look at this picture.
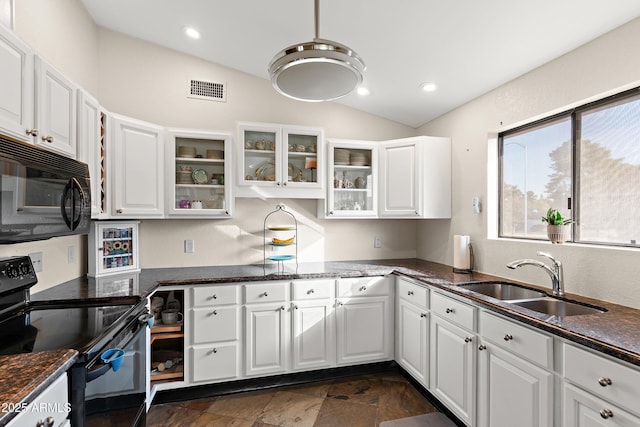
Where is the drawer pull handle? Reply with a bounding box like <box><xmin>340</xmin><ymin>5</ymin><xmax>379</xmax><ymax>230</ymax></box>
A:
<box><xmin>408</xmin><ymin>290</ymin><xmax>414</xmax><ymax>296</ymax></box>
<box><xmin>307</xmin><ymin>289</ymin><xmax>315</xmax><ymax>294</ymax></box>
<box><xmin>420</xmin><ymin>313</ymin><xmax>427</xmax><ymax>318</ymax></box>
<box><xmin>464</xmin><ymin>337</ymin><xmax>472</xmax><ymax>343</ymax></box>
<box><xmin>599</xmin><ymin>409</ymin><xmax>613</xmax><ymax>419</ymax></box>
<box><xmin>212</xmin><ymin>294</ymin><xmax>217</xmax><ymax>300</ymax></box>
<box><xmin>211</xmin><ymin>348</ymin><xmax>218</xmax><ymax>354</ymax></box>
<box><xmin>478</xmin><ymin>345</ymin><xmax>487</xmax><ymax>351</ymax></box>
<box><xmin>598</xmin><ymin>377</ymin><xmax>612</xmax><ymax>387</ymax></box>
<box><xmin>503</xmin><ymin>334</ymin><xmax>513</xmax><ymax>341</ymax></box>
<box><xmin>445</xmin><ymin>308</ymin><xmax>454</xmax><ymax>314</ymax></box>
<box><xmin>211</xmin><ymin>310</ymin><xmax>217</xmax><ymax>316</ymax></box>
<box><xmin>359</xmin><ymin>286</ymin><xmax>367</xmax><ymax>292</ymax></box>
<box><xmin>261</xmin><ymin>292</ymin><xmax>268</xmax><ymax>297</ymax></box>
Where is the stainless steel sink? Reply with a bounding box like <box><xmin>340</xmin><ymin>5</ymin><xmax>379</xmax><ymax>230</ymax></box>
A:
<box><xmin>512</xmin><ymin>297</ymin><xmax>606</xmax><ymax>317</ymax></box>
<box><xmin>460</xmin><ymin>282</ymin><xmax>547</xmax><ymax>301</ymax></box>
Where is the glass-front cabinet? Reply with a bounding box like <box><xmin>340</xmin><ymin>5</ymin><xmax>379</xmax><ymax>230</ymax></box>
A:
<box><xmin>236</xmin><ymin>122</ymin><xmax>324</xmax><ymax>198</ymax></box>
<box><xmin>88</xmin><ymin>221</ymin><xmax>140</xmax><ymax>276</ymax></box>
<box><xmin>321</xmin><ymin>139</ymin><xmax>377</xmax><ymax>218</ymax></box>
<box><xmin>166</xmin><ymin>129</ymin><xmax>233</xmax><ymax>217</ymax></box>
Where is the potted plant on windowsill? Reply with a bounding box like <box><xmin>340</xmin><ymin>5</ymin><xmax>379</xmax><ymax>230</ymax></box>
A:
<box><xmin>541</xmin><ymin>208</ymin><xmax>573</xmax><ymax>244</ymax></box>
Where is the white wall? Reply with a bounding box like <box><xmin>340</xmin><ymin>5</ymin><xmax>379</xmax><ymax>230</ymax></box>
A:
<box><xmin>416</xmin><ymin>17</ymin><xmax>640</xmax><ymax>308</ymax></box>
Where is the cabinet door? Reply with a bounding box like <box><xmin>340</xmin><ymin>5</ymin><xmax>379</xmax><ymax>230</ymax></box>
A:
<box><xmin>477</xmin><ymin>341</ymin><xmax>553</xmax><ymax>427</ymax></box>
<box><xmin>281</xmin><ymin>126</ymin><xmax>324</xmax><ymax>197</ymax></box>
<box><xmin>166</xmin><ymin>128</ymin><xmax>233</xmax><ymax>217</ymax></box>
<box><xmin>245</xmin><ymin>303</ymin><xmax>288</xmax><ymax>376</ymax></box>
<box><xmin>109</xmin><ymin>114</ymin><xmax>164</xmax><ymax>218</ymax></box>
<box><xmin>379</xmin><ymin>139</ymin><xmax>419</xmax><ymax>217</ymax></box>
<box><xmin>291</xmin><ymin>300</ymin><xmax>335</xmax><ymax>371</ymax></box>
<box><xmin>397</xmin><ymin>299</ymin><xmax>429</xmax><ymax>386</ymax></box>
<box><xmin>77</xmin><ymin>90</ymin><xmax>104</xmax><ymax>218</ymax></box>
<box><xmin>323</xmin><ymin>139</ymin><xmax>377</xmax><ymax>218</ymax></box>
<box><xmin>564</xmin><ymin>383</ymin><xmax>640</xmax><ymax>427</ymax></box>
<box><xmin>0</xmin><ymin>25</ymin><xmax>34</xmax><ymax>143</ymax></box>
<box><xmin>237</xmin><ymin>122</ymin><xmax>281</xmax><ymax>191</ymax></box>
<box><xmin>430</xmin><ymin>315</ymin><xmax>475</xmax><ymax>425</ymax></box>
<box><xmin>336</xmin><ymin>295</ymin><xmax>393</xmax><ymax>365</ymax></box>
<box><xmin>34</xmin><ymin>56</ymin><xmax>77</xmax><ymax>158</ymax></box>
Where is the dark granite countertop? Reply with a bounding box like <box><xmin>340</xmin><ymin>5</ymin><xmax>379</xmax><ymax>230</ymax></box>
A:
<box><xmin>0</xmin><ymin>349</ymin><xmax>77</xmax><ymax>426</ymax></box>
<box><xmin>31</xmin><ymin>258</ymin><xmax>640</xmax><ymax>368</ymax></box>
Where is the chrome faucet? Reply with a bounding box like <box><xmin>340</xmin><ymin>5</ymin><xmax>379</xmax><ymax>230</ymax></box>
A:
<box><xmin>506</xmin><ymin>251</ymin><xmax>564</xmax><ymax>296</ymax></box>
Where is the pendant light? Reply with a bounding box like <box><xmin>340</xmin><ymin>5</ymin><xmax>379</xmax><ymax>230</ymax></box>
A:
<box><xmin>268</xmin><ymin>0</ymin><xmax>366</xmax><ymax>102</ymax></box>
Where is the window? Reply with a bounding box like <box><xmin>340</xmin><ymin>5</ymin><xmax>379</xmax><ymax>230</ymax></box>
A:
<box><xmin>499</xmin><ymin>87</ymin><xmax>640</xmax><ymax>247</ymax></box>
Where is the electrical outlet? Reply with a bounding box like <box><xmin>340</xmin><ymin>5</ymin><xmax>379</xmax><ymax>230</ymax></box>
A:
<box><xmin>374</xmin><ymin>235</ymin><xmax>382</xmax><ymax>248</ymax></box>
<box><xmin>29</xmin><ymin>252</ymin><xmax>43</xmax><ymax>272</ymax></box>
<box><xmin>184</xmin><ymin>239</ymin><xmax>195</xmax><ymax>253</ymax></box>
<box><xmin>68</xmin><ymin>245</ymin><xmax>75</xmax><ymax>263</ymax></box>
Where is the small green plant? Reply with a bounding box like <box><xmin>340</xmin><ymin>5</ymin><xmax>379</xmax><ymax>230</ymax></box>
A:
<box><xmin>541</xmin><ymin>208</ymin><xmax>573</xmax><ymax>226</ymax></box>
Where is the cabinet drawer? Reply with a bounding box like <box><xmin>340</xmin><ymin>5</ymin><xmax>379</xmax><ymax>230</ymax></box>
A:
<box><xmin>397</xmin><ymin>278</ymin><xmax>428</xmax><ymax>309</ymax></box>
<box><xmin>292</xmin><ymin>279</ymin><xmax>335</xmax><ymax>300</ymax></box>
<box><xmin>564</xmin><ymin>343</ymin><xmax>640</xmax><ymax>415</ymax></box>
<box><xmin>431</xmin><ymin>291</ymin><xmax>475</xmax><ymax>331</ymax></box>
<box><xmin>480</xmin><ymin>311</ymin><xmax>553</xmax><ymax>369</ymax></box>
<box><xmin>244</xmin><ymin>281</ymin><xmax>289</xmax><ymax>303</ymax></box>
<box><xmin>192</xmin><ymin>285</ymin><xmax>239</xmax><ymax>307</ymax></box>
<box><xmin>190</xmin><ymin>342</ymin><xmax>240</xmax><ymax>383</ymax></box>
<box><xmin>337</xmin><ymin>276</ymin><xmax>392</xmax><ymax>297</ymax></box>
<box><xmin>192</xmin><ymin>306</ymin><xmax>240</xmax><ymax>344</ymax></box>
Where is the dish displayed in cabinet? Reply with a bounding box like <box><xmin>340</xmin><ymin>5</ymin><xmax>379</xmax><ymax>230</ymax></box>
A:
<box><xmin>263</xmin><ymin>205</ymin><xmax>298</xmax><ymax>274</ymax></box>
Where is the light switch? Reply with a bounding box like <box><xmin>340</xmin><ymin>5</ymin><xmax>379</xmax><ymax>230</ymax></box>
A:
<box><xmin>184</xmin><ymin>239</ymin><xmax>195</xmax><ymax>253</ymax></box>
<box><xmin>472</xmin><ymin>197</ymin><xmax>481</xmax><ymax>214</ymax></box>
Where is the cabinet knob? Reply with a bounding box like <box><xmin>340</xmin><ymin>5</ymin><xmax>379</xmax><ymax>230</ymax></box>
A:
<box><xmin>478</xmin><ymin>345</ymin><xmax>487</xmax><ymax>351</ymax></box>
<box><xmin>599</xmin><ymin>409</ymin><xmax>613</xmax><ymax>419</ymax></box>
<box><xmin>278</xmin><ymin>306</ymin><xmax>285</xmax><ymax>311</ymax></box>
<box><xmin>503</xmin><ymin>334</ymin><xmax>513</xmax><ymax>341</ymax></box>
<box><xmin>359</xmin><ymin>286</ymin><xmax>367</xmax><ymax>292</ymax></box>
<box><xmin>26</xmin><ymin>128</ymin><xmax>39</xmax><ymax>136</ymax></box>
<box><xmin>261</xmin><ymin>292</ymin><xmax>268</xmax><ymax>297</ymax></box>
<box><xmin>598</xmin><ymin>377</ymin><xmax>612</xmax><ymax>387</ymax></box>
<box><xmin>338</xmin><ymin>302</ymin><xmax>344</xmax><ymax>307</ymax></box>
<box><xmin>307</xmin><ymin>289</ymin><xmax>315</xmax><ymax>294</ymax></box>
<box><xmin>329</xmin><ymin>211</ymin><xmax>334</xmax><ymax>215</ymax></box>
<box><xmin>464</xmin><ymin>337</ymin><xmax>473</xmax><ymax>343</ymax></box>
<box><xmin>445</xmin><ymin>308</ymin><xmax>454</xmax><ymax>314</ymax></box>
<box><xmin>211</xmin><ymin>348</ymin><xmax>218</xmax><ymax>354</ymax></box>
<box><xmin>294</xmin><ymin>305</ymin><xmax>299</xmax><ymax>310</ymax></box>
<box><xmin>211</xmin><ymin>310</ymin><xmax>217</xmax><ymax>316</ymax></box>
<box><xmin>116</xmin><ymin>209</ymin><xmax>123</xmax><ymax>214</ymax></box>
<box><xmin>42</xmin><ymin>135</ymin><xmax>54</xmax><ymax>143</ymax></box>
<box><xmin>212</xmin><ymin>294</ymin><xmax>217</xmax><ymax>299</ymax></box>
<box><xmin>283</xmin><ymin>181</ymin><xmax>287</xmax><ymax>186</ymax></box>
<box><xmin>276</xmin><ymin>182</ymin><xmax>281</xmax><ymax>186</ymax></box>
<box><xmin>407</xmin><ymin>290</ymin><xmax>414</xmax><ymax>296</ymax></box>
<box><xmin>420</xmin><ymin>313</ymin><xmax>427</xmax><ymax>318</ymax></box>
<box><xmin>45</xmin><ymin>416</ymin><xmax>55</xmax><ymax>427</ymax></box>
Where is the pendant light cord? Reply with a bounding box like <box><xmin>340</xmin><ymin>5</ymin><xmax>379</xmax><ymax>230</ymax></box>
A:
<box><xmin>314</xmin><ymin>0</ymin><xmax>320</xmax><ymax>40</ymax></box>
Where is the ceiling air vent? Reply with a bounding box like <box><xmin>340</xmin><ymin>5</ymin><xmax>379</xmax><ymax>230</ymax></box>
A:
<box><xmin>188</xmin><ymin>79</ymin><xmax>226</xmax><ymax>102</ymax></box>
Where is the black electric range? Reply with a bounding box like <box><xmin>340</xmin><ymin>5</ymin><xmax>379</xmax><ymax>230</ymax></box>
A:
<box><xmin>0</xmin><ymin>256</ymin><xmax>151</xmax><ymax>427</ymax></box>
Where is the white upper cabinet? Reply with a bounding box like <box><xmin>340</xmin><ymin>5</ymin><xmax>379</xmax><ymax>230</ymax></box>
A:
<box><xmin>34</xmin><ymin>55</ymin><xmax>77</xmax><ymax>158</ymax></box>
<box><xmin>166</xmin><ymin>128</ymin><xmax>234</xmax><ymax>218</ymax></box>
<box><xmin>321</xmin><ymin>139</ymin><xmax>378</xmax><ymax>218</ymax></box>
<box><xmin>77</xmin><ymin>89</ymin><xmax>105</xmax><ymax>218</ymax></box>
<box><xmin>236</xmin><ymin>122</ymin><xmax>324</xmax><ymax>199</ymax></box>
<box><xmin>379</xmin><ymin>136</ymin><xmax>451</xmax><ymax>218</ymax></box>
<box><xmin>0</xmin><ymin>24</ymin><xmax>34</xmax><ymax>143</ymax></box>
<box><xmin>108</xmin><ymin>113</ymin><xmax>164</xmax><ymax>218</ymax></box>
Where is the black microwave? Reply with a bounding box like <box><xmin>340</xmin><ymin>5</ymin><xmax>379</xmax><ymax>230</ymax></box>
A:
<box><xmin>0</xmin><ymin>135</ymin><xmax>91</xmax><ymax>243</ymax></box>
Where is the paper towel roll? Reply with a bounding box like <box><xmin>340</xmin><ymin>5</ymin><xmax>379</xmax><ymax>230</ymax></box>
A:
<box><xmin>453</xmin><ymin>235</ymin><xmax>472</xmax><ymax>272</ymax></box>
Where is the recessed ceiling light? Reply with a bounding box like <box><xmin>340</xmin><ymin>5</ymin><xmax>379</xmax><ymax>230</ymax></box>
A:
<box><xmin>420</xmin><ymin>82</ymin><xmax>437</xmax><ymax>92</ymax></box>
<box><xmin>184</xmin><ymin>27</ymin><xmax>200</xmax><ymax>40</ymax></box>
<box><xmin>357</xmin><ymin>86</ymin><xmax>370</xmax><ymax>96</ymax></box>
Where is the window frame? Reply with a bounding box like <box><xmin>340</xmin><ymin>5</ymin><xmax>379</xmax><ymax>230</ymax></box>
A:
<box><xmin>498</xmin><ymin>86</ymin><xmax>640</xmax><ymax>248</ymax></box>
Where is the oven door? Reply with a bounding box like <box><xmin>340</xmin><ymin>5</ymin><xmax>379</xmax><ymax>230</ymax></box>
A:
<box><xmin>83</xmin><ymin>322</ymin><xmax>147</xmax><ymax>427</ymax></box>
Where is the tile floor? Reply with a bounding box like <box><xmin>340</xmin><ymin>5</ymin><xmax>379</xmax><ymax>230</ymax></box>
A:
<box><xmin>146</xmin><ymin>372</ymin><xmax>444</xmax><ymax>426</ymax></box>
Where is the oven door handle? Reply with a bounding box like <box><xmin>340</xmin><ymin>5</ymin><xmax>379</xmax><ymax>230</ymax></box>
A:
<box><xmin>86</xmin><ymin>323</ymin><xmax>145</xmax><ymax>383</ymax></box>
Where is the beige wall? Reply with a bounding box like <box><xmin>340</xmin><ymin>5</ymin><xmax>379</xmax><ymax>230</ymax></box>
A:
<box><xmin>416</xmin><ymin>17</ymin><xmax>640</xmax><ymax>308</ymax></box>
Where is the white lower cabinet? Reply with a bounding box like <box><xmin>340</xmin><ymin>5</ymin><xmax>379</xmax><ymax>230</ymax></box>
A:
<box><xmin>336</xmin><ymin>277</ymin><xmax>394</xmax><ymax>365</ymax></box>
<box><xmin>563</xmin><ymin>343</ymin><xmax>640</xmax><ymax>427</ymax></box>
<box><xmin>476</xmin><ymin>340</ymin><xmax>553</xmax><ymax>427</ymax></box>
<box><xmin>291</xmin><ymin>279</ymin><xmax>336</xmax><ymax>371</ymax></box>
<box><xmin>430</xmin><ymin>309</ymin><xmax>476</xmax><ymax>425</ymax></box>
<box><xmin>244</xmin><ymin>282</ymin><xmax>290</xmax><ymax>377</ymax></box>
<box><xmin>396</xmin><ymin>277</ymin><xmax>429</xmax><ymax>386</ymax></box>
<box><xmin>188</xmin><ymin>285</ymin><xmax>241</xmax><ymax>384</ymax></box>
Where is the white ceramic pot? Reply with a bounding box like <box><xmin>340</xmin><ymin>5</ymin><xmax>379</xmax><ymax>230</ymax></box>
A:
<box><xmin>547</xmin><ymin>224</ymin><xmax>569</xmax><ymax>244</ymax></box>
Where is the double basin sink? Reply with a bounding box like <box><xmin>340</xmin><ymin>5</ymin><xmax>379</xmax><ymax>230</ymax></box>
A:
<box><xmin>459</xmin><ymin>282</ymin><xmax>606</xmax><ymax>318</ymax></box>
